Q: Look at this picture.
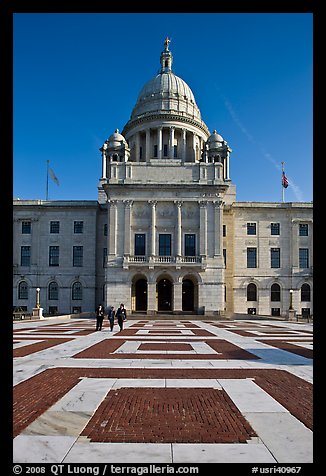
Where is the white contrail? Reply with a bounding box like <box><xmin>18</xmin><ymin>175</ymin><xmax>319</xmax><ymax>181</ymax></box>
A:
<box><xmin>218</xmin><ymin>90</ymin><xmax>304</xmax><ymax>201</ymax></box>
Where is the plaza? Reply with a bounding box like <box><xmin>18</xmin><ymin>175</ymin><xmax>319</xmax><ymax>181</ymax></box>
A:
<box><xmin>13</xmin><ymin>314</ymin><xmax>313</xmax><ymax>464</ymax></box>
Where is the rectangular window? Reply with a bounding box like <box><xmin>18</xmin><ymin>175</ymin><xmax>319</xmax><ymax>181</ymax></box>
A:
<box><xmin>223</xmin><ymin>248</ymin><xmax>227</xmax><ymax>267</ymax></box>
<box><xmin>73</xmin><ymin>246</ymin><xmax>83</xmax><ymax>267</ymax></box>
<box><xmin>22</xmin><ymin>221</ymin><xmax>31</xmax><ymax>234</ymax></box>
<box><xmin>271</xmin><ymin>308</ymin><xmax>281</xmax><ymax>316</ymax></box>
<box><xmin>154</xmin><ymin>145</ymin><xmax>158</xmax><ymax>157</ymax></box>
<box><xmin>49</xmin><ymin>246</ymin><xmax>59</xmax><ymax>266</ymax></box>
<box><xmin>174</xmin><ymin>145</ymin><xmax>178</xmax><ymax>158</ymax></box>
<box><xmin>104</xmin><ymin>224</ymin><xmax>108</xmax><ymax>236</ymax></box>
<box><xmin>20</xmin><ymin>246</ymin><xmax>30</xmax><ymax>266</ymax></box>
<box><xmin>50</xmin><ymin>221</ymin><xmax>60</xmax><ymax>233</ymax></box>
<box><xmin>247</xmin><ymin>247</ymin><xmax>257</xmax><ymax>268</ymax></box>
<box><xmin>139</xmin><ymin>146</ymin><xmax>143</xmax><ymax>160</ymax></box>
<box><xmin>74</xmin><ymin>221</ymin><xmax>84</xmax><ymax>233</ymax></box>
<box><xmin>159</xmin><ymin>234</ymin><xmax>171</xmax><ymax>256</ymax></box>
<box><xmin>184</xmin><ymin>234</ymin><xmax>196</xmax><ymax>256</ymax></box>
<box><xmin>271</xmin><ymin>248</ymin><xmax>280</xmax><ymax>268</ymax></box>
<box><xmin>302</xmin><ymin>308</ymin><xmax>310</xmax><ymax>317</ymax></box>
<box><xmin>103</xmin><ymin>247</ymin><xmax>107</xmax><ymax>267</ymax></box>
<box><xmin>163</xmin><ymin>144</ymin><xmax>168</xmax><ymax>157</ymax></box>
<box><xmin>299</xmin><ymin>248</ymin><xmax>309</xmax><ymax>268</ymax></box>
<box><xmin>271</xmin><ymin>223</ymin><xmax>280</xmax><ymax>235</ymax></box>
<box><xmin>299</xmin><ymin>223</ymin><xmax>309</xmax><ymax>236</ymax></box>
<box><xmin>247</xmin><ymin>223</ymin><xmax>256</xmax><ymax>235</ymax></box>
<box><xmin>135</xmin><ymin>234</ymin><xmax>146</xmax><ymax>256</ymax></box>
<box><xmin>49</xmin><ymin>306</ymin><xmax>58</xmax><ymax>315</ymax></box>
<box><xmin>223</xmin><ymin>224</ymin><xmax>226</xmax><ymax>237</ymax></box>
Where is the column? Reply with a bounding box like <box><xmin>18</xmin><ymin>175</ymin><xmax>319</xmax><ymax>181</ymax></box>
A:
<box><xmin>192</xmin><ymin>132</ymin><xmax>196</xmax><ymax>162</ymax></box>
<box><xmin>101</xmin><ymin>144</ymin><xmax>107</xmax><ymax>178</ymax></box>
<box><xmin>149</xmin><ymin>200</ymin><xmax>157</xmax><ymax>257</ymax></box>
<box><xmin>147</xmin><ymin>280</ymin><xmax>157</xmax><ymax>314</ymax></box>
<box><xmin>175</xmin><ymin>201</ymin><xmax>182</xmax><ymax>257</ymax></box>
<box><xmin>169</xmin><ymin>126</ymin><xmax>175</xmax><ymax>159</ymax></box>
<box><xmin>124</xmin><ymin>200</ymin><xmax>133</xmax><ymax>256</ymax></box>
<box><xmin>135</xmin><ymin>132</ymin><xmax>140</xmax><ymax>162</ymax></box>
<box><xmin>213</xmin><ymin>199</ymin><xmax>223</xmax><ymax>256</ymax></box>
<box><xmin>226</xmin><ymin>148</ymin><xmax>230</xmax><ymax>180</ymax></box>
<box><xmin>173</xmin><ymin>278</ymin><xmax>183</xmax><ymax>313</ymax></box>
<box><xmin>145</xmin><ymin>128</ymin><xmax>151</xmax><ymax>162</ymax></box>
<box><xmin>182</xmin><ymin>128</ymin><xmax>187</xmax><ymax>162</ymax></box>
<box><xmin>158</xmin><ymin>127</ymin><xmax>162</xmax><ymax>159</ymax></box>
<box><xmin>108</xmin><ymin>200</ymin><xmax>118</xmax><ymax>256</ymax></box>
<box><xmin>199</xmin><ymin>200</ymin><xmax>207</xmax><ymax>256</ymax></box>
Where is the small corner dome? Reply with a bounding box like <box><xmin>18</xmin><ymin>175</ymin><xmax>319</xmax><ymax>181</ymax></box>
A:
<box><xmin>207</xmin><ymin>130</ymin><xmax>224</xmax><ymax>145</ymax></box>
<box><xmin>108</xmin><ymin>129</ymin><xmax>127</xmax><ymax>147</ymax></box>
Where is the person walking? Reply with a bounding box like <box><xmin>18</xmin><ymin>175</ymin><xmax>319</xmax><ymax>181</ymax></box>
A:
<box><xmin>116</xmin><ymin>303</ymin><xmax>127</xmax><ymax>332</ymax></box>
<box><xmin>108</xmin><ymin>306</ymin><xmax>115</xmax><ymax>332</ymax></box>
<box><xmin>95</xmin><ymin>304</ymin><xmax>105</xmax><ymax>331</ymax></box>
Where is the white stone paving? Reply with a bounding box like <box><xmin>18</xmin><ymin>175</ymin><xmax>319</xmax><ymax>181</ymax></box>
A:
<box><xmin>13</xmin><ymin>317</ymin><xmax>313</xmax><ymax>464</ymax></box>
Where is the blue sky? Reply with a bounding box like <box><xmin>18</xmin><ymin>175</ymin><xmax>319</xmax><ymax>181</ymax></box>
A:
<box><xmin>13</xmin><ymin>12</ymin><xmax>313</xmax><ymax>203</ymax></box>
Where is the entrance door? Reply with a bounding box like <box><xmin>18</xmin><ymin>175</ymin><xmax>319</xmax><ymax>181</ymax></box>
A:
<box><xmin>157</xmin><ymin>278</ymin><xmax>172</xmax><ymax>312</ymax></box>
<box><xmin>135</xmin><ymin>279</ymin><xmax>147</xmax><ymax>311</ymax></box>
<box><xmin>182</xmin><ymin>279</ymin><xmax>194</xmax><ymax>312</ymax></box>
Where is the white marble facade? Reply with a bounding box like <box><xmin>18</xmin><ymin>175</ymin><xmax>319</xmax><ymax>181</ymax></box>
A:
<box><xmin>13</xmin><ymin>40</ymin><xmax>313</xmax><ymax>318</ymax></box>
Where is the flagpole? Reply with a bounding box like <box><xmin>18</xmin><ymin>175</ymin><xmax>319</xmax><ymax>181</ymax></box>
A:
<box><xmin>281</xmin><ymin>161</ymin><xmax>284</xmax><ymax>203</ymax></box>
<box><xmin>46</xmin><ymin>160</ymin><xmax>49</xmax><ymax>200</ymax></box>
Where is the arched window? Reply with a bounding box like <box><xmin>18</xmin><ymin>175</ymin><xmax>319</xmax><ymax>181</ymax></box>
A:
<box><xmin>72</xmin><ymin>281</ymin><xmax>82</xmax><ymax>300</ymax></box>
<box><xmin>18</xmin><ymin>281</ymin><xmax>28</xmax><ymax>299</ymax></box>
<box><xmin>247</xmin><ymin>283</ymin><xmax>257</xmax><ymax>301</ymax></box>
<box><xmin>271</xmin><ymin>283</ymin><xmax>281</xmax><ymax>302</ymax></box>
<box><xmin>48</xmin><ymin>281</ymin><xmax>58</xmax><ymax>300</ymax></box>
<box><xmin>301</xmin><ymin>283</ymin><xmax>311</xmax><ymax>301</ymax></box>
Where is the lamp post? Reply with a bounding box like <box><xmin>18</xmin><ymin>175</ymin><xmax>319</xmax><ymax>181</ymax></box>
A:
<box><xmin>32</xmin><ymin>287</ymin><xmax>43</xmax><ymax>319</ymax></box>
<box><xmin>36</xmin><ymin>287</ymin><xmax>41</xmax><ymax>309</ymax></box>
<box><xmin>288</xmin><ymin>289</ymin><xmax>296</xmax><ymax>321</ymax></box>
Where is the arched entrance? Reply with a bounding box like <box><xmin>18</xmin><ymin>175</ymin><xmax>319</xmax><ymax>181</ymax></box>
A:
<box><xmin>157</xmin><ymin>278</ymin><xmax>172</xmax><ymax>312</ymax></box>
<box><xmin>182</xmin><ymin>278</ymin><xmax>195</xmax><ymax>312</ymax></box>
<box><xmin>135</xmin><ymin>278</ymin><xmax>148</xmax><ymax>311</ymax></box>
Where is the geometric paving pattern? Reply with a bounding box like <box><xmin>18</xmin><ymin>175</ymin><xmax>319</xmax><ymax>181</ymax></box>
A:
<box><xmin>13</xmin><ymin>317</ymin><xmax>313</xmax><ymax>463</ymax></box>
<box><xmin>81</xmin><ymin>387</ymin><xmax>258</xmax><ymax>443</ymax></box>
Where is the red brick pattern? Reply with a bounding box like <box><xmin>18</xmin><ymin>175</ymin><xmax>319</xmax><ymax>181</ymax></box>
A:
<box><xmin>13</xmin><ymin>318</ymin><xmax>313</xmax><ymax>449</ymax></box>
<box><xmin>138</xmin><ymin>342</ymin><xmax>193</xmax><ymax>351</ymax></box>
<box><xmin>73</xmin><ymin>338</ymin><xmax>259</xmax><ymax>360</ymax></box>
<box><xmin>13</xmin><ymin>338</ymin><xmax>72</xmax><ymax>357</ymax></box>
<box><xmin>13</xmin><ymin>367</ymin><xmax>313</xmax><ymax>437</ymax></box>
<box><xmin>81</xmin><ymin>387</ymin><xmax>257</xmax><ymax>443</ymax></box>
<box><xmin>118</xmin><ymin>328</ymin><xmax>216</xmax><ymax>337</ymax></box>
<box><xmin>259</xmin><ymin>339</ymin><xmax>313</xmax><ymax>359</ymax></box>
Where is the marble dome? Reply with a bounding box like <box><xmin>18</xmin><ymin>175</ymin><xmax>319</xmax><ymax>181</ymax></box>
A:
<box><xmin>128</xmin><ymin>40</ymin><xmax>202</xmax><ymax>123</ymax></box>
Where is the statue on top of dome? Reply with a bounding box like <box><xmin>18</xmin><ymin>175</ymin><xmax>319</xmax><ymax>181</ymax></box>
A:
<box><xmin>164</xmin><ymin>37</ymin><xmax>171</xmax><ymax>51</ymax></box>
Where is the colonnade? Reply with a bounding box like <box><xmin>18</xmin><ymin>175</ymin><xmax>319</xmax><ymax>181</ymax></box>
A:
<box><xmin>106</xmin><ymin>199</ymin><xmax>224</xmax><ymax>259</ymax></box>
<box><xmin>130</xmin><ymin>126</ymin><xmax>205</xmax><ymax>162</ymax></box>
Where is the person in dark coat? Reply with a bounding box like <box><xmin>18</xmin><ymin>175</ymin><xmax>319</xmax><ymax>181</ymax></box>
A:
<box><xmin>116</xmin><ymin>303</ymin><xmax>127</xmax><ymax>332</ymax></box>
<box><xmin>108</xmin><ymin>306</ymin><xmax>115</xmax><ymax>332</ymax></box>
<box><xmin>95</xmin><ymin>304</ymin><xmax>105</xmax><ymax>331</ymax></box>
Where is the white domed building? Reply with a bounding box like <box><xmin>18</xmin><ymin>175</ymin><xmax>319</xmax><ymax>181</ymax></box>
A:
<box><xmin>13</xmin><ymin>39</ymin><xmax>313</xmax><ymax>319</ymax></box>
<box><xmin>96</xmin><ymin>39</ymin><xmax>236</xmax><ymax>315</ymax></box>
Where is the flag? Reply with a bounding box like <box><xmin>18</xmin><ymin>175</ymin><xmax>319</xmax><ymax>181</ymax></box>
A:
<box><xmin>282</xmin><ymin>170</ymin><xmax>289</xmax><ymax>188</ymax></box>
<box><xmin>49</xmin><ymin>167</ymin><xmax>60</xmax><ymax>186</ymax></box>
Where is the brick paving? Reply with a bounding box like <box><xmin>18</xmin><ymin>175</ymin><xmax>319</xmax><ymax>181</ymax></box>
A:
<box><xmin>13</xmin><ymin>366</ymin><xmax>313</xmax><ymax>437</ymax></box>
<box><xmin>81</xmin><ymin>387</ymin><xmax>257</xmax><ymax>443</ymax></box>
<box><xmin>13</xmin><ymin>317</ymin><xmax>313</xmax><ymax>463</ymax></box>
